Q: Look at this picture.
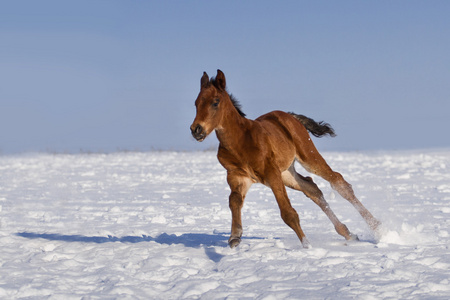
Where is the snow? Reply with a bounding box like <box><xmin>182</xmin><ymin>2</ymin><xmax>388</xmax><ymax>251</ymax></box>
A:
<box><xmin>0</xmin><ymin>150</ymin><xmax>449</xmax><ymax>299</ymax></box>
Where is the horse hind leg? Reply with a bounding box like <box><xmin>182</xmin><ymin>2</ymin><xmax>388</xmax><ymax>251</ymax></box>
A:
<box><xmin>298</xmin><ymin>152</ymin><xmax>381</xmax><ymax>233</ymax></box>
<box><xmin>328</xmin><ymin>172</ymin><xmax>381</xmax><ymax>232</ymax></box>
<box><xmin>282</xmin><ymin>165</ymin><xmax>358</xmax><ymax>241</ymax></box>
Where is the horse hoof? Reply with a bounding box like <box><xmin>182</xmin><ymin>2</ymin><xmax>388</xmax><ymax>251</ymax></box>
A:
<box><xmin>302</xmin><ymin>238</ymin><xmax>312</xmax><ymax>249</ymax></box>
<box><xmin>228</xmin><ymin>238</ymin><xmax>241</xmax><ymax>248</ymax></box>
<box><xmin>348</xmin><ymin>233</ymin><xmax>359</xmax><ymax>241</ymax></box>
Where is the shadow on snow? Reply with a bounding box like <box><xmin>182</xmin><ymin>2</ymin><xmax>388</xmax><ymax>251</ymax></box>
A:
<box><xmin>16</xmin><ymin>232</ymin><xmax>265</xmax><ymax>263</ymax></box>
<box><xmin>16</xmin><ymin>231</ymin><xmax>227</xmax><ymax>247</ymax></box>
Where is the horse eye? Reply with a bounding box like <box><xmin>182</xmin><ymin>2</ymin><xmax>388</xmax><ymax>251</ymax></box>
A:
<box><xmin>212</xmin><ymin>98</ymin><xmax>220</xmax><ymax>107</ymax></box>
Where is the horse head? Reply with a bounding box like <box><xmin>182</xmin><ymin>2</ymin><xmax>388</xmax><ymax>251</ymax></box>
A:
<box><xmin>190</xmin><ymin>69</ymin><xmax>229</xmax><ymax>142</ymax></box>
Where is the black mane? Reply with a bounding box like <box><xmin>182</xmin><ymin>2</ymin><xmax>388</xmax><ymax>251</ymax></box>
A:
<box><xmin>210</xmin><ymin>77</ymin><xmax>246</xmax><ymax>117</ymax></box>
<box><xmin>229</xmin><ymin>94</ymin><xmax>246</xmax><ymax>117</ymax></box>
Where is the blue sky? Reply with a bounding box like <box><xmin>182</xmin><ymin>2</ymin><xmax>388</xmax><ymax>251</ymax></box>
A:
<box><xmin>1</xmin><ymin>1</ymin><xmax>449</xmax><ymax>154</ymax></box>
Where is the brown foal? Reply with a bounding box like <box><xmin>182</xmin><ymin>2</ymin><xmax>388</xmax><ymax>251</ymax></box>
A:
<box><xmin>190</xmin><ymin>70</ymin><xmax>381</xmax><ymax>248</ymax></box>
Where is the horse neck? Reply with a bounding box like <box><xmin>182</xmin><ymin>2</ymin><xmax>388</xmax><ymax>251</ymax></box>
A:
<box><xmin>215</xmin><ymin>103</ymin><xmax>249</xmax><ymax>148</ymax></box>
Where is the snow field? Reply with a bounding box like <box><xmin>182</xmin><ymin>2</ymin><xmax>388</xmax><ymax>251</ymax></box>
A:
<box><xmin>0</xmin><ymin>150</ymin><xmax>449</xmax><ymax>299</ymax></box>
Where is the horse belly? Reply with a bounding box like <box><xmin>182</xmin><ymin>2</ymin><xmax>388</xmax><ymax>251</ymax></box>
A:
<box><xmin>259</xmin><ymin>121</ymin><xmax>297</xmax><ymax>171</ymax></box>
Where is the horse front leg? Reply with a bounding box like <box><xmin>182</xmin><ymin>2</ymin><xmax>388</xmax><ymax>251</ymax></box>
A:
<box><xmin>282</xmin><ymin>165</ymin><xmax>358</xmax><ymax>241</ymax></box>
<box><xmin>266</xmin><ymin>167</ymin><xmax>311</xmax><ymax>248</ymax></box>
<box><xmin>227</xmin><ymin>174</ymin><xmax>252</xmax><ymax>248</ymax></box>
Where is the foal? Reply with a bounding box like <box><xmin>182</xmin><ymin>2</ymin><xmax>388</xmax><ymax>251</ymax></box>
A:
<box><xmin>190</xmin><ymin>70</ymin><xmax>380</xmax><ymax>248</ymax></box>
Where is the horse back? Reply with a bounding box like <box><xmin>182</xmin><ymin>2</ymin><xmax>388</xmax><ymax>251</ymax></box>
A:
<box><xmin>254</xmin><ymin>111</ymin><xmax>309</xmax><ymax>170</ymax></box>
<box><xmin>256</xmin><ymin>110</ymin><xmax>319</xmax><ymax>163</ymax></box>
<box><xmin>256</xmin><ymin>110</ymin><xmax>310</xmax><ymax>144</ymax></box>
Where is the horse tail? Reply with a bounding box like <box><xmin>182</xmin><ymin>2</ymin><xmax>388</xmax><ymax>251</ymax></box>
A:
<box><xmin>288</xmin><ymin>112</ymin><xmax>336</xmax><ymax>138</ymax></box>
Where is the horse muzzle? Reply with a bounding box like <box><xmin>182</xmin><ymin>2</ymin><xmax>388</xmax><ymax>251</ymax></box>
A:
<box><xmin>190</xmin><ymin>124</ymin><xmax>207</xmax><ymax>142</ymax></box>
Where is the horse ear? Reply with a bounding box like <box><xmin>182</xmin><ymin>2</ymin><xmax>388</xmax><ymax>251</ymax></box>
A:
<box><xmin>215</xmin><ymin>69</ymin><xmax>226</xmax><ymax>90</ymax></box>
<box><xmin>201</xmin><ymin>72</ymin><xmax>209</xmax><ymax>89</ymax></box>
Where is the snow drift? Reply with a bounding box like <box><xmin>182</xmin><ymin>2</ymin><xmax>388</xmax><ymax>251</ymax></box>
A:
<box><xmin>0</xmin><ymin>150</ymin><xmax>449</xmax><ymax>299</ymax></box>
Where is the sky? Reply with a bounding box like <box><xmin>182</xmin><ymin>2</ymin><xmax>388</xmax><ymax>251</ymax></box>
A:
<box><xmin>1</xmin><ymin>1</ymin><xmax>449</xmax><ymax>154</ymax></box>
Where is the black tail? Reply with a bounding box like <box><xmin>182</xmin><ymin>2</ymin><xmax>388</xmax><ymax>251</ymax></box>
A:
<box><xmin>288</xmin><ymin>112</ymin><xmax>336</xmax><ymax>138</ymax></box>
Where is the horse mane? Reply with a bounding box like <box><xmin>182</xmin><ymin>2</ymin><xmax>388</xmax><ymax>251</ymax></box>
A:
<box><xmin>228</xmin><ymin>94</ymin><xmax>246</xmax><ymax>117</ymax></box>
<box><xmin>210</xmin><ymin>77</ymin><xmax>246</xmax><ymax>117</ymax></box>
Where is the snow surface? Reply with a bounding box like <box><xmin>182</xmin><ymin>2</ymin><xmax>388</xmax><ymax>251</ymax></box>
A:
<box><xmin>0</xmin><ymin>150</ymin><xmax>449</xmax><ymax>299</ymax></box>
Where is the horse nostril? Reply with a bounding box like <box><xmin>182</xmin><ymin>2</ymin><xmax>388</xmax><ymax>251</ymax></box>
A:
<box><xmin>191</xmin><ymin>124</ymin><xmax>205</xmax><ymax>141</ymax></box>
<box><xmin>194</xmin><ymin>125</ymin><xmax>203</xmax><ymax>134</ymax></box>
